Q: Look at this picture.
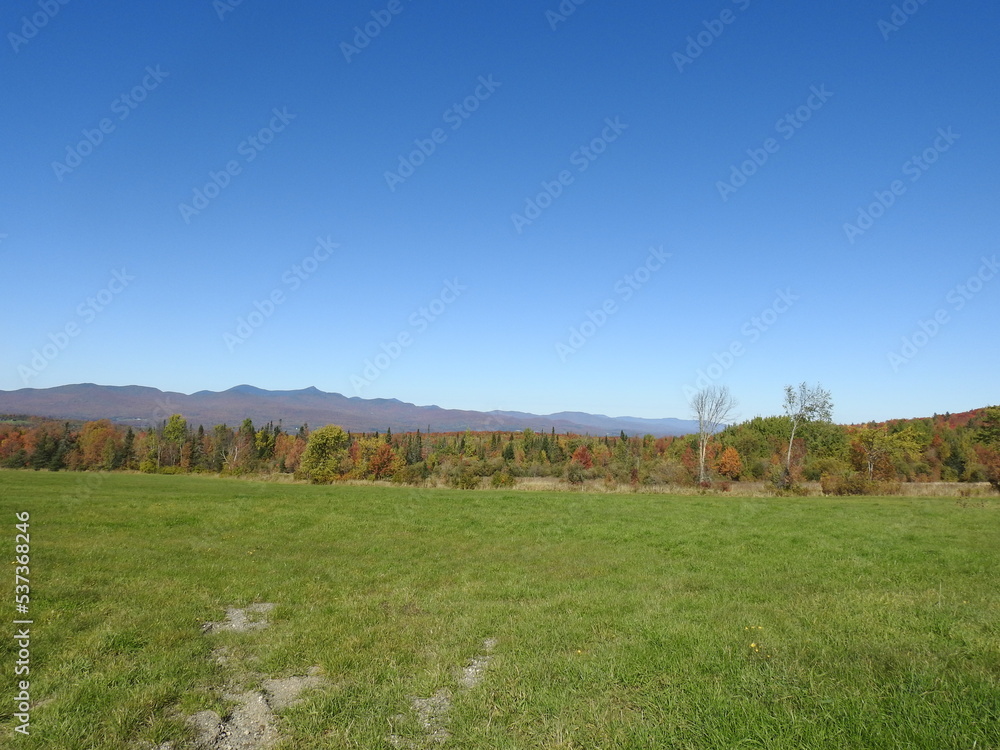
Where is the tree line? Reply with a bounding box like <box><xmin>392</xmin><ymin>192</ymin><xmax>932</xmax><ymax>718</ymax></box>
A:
<box><xmin>1</xmin><ymin>398</ymin><xmax>998</xmax><ymax>494</ymax></box>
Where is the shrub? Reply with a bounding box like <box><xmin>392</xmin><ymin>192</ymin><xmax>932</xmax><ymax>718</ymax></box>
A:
<box><xmin>824</xmin><ymin>472</ymin><xmax>904</xmax><ymax>496</ymax></box>
<box><xmin>745</xmin><ymin>458</ymin><xmax>770</xmax><ymax>480</ymax></box>
<box><xmin>804</xmin><ymin>457</ymin><xmax>850</xmax><ymax>482</ymax></box>
<box><xmin>490</xmin><ymin>471</ymin><xmax>515</xmax><ymax>488</ymax></box>
<box><xmin>566</xmin><ymin>462</ymin><xmax>586</xmax><ymax>486</ymax></box>
<box><xmin>1</xmin><ymin>450</ymin><xmax>28</xmax><ymax>469</ymax></box>
<box><xmin>821</xmin><ymin>472</ymin><xmax>882</xmax><ymax>496</ymax></box>
<box><xmin>392</xmin><ymin>462</ymin><xmax>429</xmax><ymax>486</ymax></box>
<box><xmin>774</xmin><ymin>483</ymin><xmax>811</xmax><ymax>497</ymax></box>
<box><xmin>645</xmin><ymin>460</ymin><xmax>693</xmax><ymax>486</ymax></box>
<box><xmin>769</xmin><ymin>463</ymin><xmax>789</xmax><ymax>488</ymax></box>
<box><xmin>449</xmin><ymin>470</ymin><xmax>481</xmax><ymax>490</ymax></box>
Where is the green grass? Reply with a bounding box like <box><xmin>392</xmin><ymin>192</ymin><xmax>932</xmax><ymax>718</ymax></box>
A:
<box><xmin>1</xmin><ymin>471</ymin><xmax>998</xmax><ymax>749</ymax></box>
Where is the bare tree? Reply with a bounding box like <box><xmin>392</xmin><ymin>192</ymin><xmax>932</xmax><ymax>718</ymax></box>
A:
<box><xmin>690</xmin><ymin>386</ymin><xmax>738</xmax><ymax>483</ymax></box>
<box><xmin>782</xmin><ymin>382</ymin><xmax>833</xmax><ymax>484</ymax></box>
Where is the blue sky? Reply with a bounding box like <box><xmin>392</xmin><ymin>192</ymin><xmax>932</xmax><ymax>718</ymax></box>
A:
<box><xmin>1</xmin><ymin>0</ymin><xmax>997</xmax><ymax>425</ymax></box>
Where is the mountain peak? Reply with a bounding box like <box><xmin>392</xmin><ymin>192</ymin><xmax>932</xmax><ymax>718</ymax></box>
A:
<box><xmin>226</xmin><ymin>384</ymin><xmax>266</xmax><ymax>395</ymax></box>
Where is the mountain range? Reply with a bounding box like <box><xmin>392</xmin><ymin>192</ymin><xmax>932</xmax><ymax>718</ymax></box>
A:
<box><xmin>0</xmin><ymin>384</ymin><xmax>700</xmax><ymax>437</ymax></box>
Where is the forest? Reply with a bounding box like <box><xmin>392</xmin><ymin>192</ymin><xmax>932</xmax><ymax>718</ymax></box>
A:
<box><xmin>1</xmin><ymin>404</ymin><xmax>998</xmax><ymax>495</ymax></box>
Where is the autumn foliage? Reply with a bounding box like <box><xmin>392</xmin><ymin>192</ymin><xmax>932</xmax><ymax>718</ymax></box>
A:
<box><xmin>0</xmin><ymin>405</ymin><xmax>997</xmax><ymax>493</ymax></box>
<box><xmin>571</xmin><ymin>444</ymin><xmax>593</xmax><ymax>469</ymax></box>
<box><xmin>715</xmin><ymin>446</ymin><xmax>743</xmax><ymax>480</ymax></box>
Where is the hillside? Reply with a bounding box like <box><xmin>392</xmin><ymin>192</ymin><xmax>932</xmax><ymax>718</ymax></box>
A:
<box><xmin>0</xmin><ymin>383</ymin><xmax>699</xmax><ymax>437</ymax></box>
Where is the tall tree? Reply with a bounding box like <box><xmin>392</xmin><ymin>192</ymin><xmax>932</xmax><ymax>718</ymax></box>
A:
<box><xmin>782</xmin><ymin>383</ymin><xmax>833</xmax><ymax>484</ymax></box>
<box><xmin>977</xmin><ymin>406</ymin><xmax>1000</xmax><ymax>447</ymax></box>
<box><xmin>162</xmin><ymin>414</ymin><xmax>188</xmax><ymax>467</ymax></box>
<box><xmin>852</xmin><ymin>426</ymin><xmax>920</xmax><ymax>480</ymax></box>
<box><xmin>690</xmin><ymin>386</ymin><xmax>738</xmax><ymax>483</ymax></box>
<box><xmin>119</xmin><ymin>427</ymin><xmax>136</xmax><ymax>469</ymax></box>
<box><xmin>299</xmin><ymin>424</ymin><xmax>349</xmax><ymax>483</ymax></box>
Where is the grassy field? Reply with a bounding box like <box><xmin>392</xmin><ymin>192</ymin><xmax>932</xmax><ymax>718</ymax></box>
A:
<box><xmin>1</xmin><ymin>471</ymin><xmax>998</xmax><ymax>749</ymax></box>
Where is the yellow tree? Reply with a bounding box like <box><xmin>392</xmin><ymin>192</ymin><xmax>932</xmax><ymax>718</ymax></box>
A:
<box><xmin>77</xmin><ymin>420</ymin><xmax>121</xmax><ymax>469</ymax></box>
<box><xmin>715</xmin><ymin>446</ymin><xmax>743</xmax><ymax>480</ymax></box>
<box><xmin>851</xmin><ymin>426</ymin><xmax>921</xmax><ymax>480</ymax></box>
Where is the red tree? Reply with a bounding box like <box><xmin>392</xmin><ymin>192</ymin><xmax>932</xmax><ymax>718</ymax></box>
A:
<box><xmin>571</xmin><ymin>444</ymin><xmax>593</xmax><ymax>469</ymax></box>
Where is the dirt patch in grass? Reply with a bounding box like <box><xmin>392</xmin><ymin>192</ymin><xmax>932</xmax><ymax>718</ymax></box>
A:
<box><xmin>408</xmin><ymin>688</ymin><xmax>452</xmax><ymax>745</ymax></box>
<box><xmin>186</xmin><ymin>670</ymin><xmax>325</xmax><ymax>750</ymax></box>
<box><xmin>147</xmin><ymin>604</ymin><xmax>328</xmax><ymax>750</ymax></box>
<box><xmin>389</xmin><ymin>638</ymin><xmax>497</xmax><ymax>748</ymax></box>
<box><xmin>201</xmin><ymin>603</ymin><xmax>277</xmax><ymax>634</ymax></box>
<box><xmin>458</xmin><ymin>637</ymin><xmax>497</xmax><ymax>690</ymax></box>
<box><xmin>262</xmin><ymin>671</ymin><xmax>326</xmax><ymax>712</ymax></box>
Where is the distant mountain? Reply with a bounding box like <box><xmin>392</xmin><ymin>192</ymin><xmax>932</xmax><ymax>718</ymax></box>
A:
<box><xmin>0</xmin><ymin>384</ymin><xmax>700</xmax><ymax>437</ymax></box>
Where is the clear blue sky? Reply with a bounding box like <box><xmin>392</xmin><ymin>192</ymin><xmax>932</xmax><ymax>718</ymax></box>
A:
<box><xmin>2</xmin><ymin>0</ymin><xmax>997</xmax><ymax>425</ymax></box>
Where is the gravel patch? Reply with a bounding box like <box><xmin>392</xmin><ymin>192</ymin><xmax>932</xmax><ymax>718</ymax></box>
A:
<box><xmin>182</xmin><ymin>603</ymin><xmax>326</xmax><ymax>749</ymax></box>
<box><xmin>388</xmin><ymin>638</ymin><xmax>497</xmax><ymax>748</ymax></box>
<box><xmin>263</xmin><ymin>668</ymin><xmax>326</xmax><ymax>712</ymax></box>
<box><xmin>185</xmin><ymin>671</ymin><xmax>326</xmax><ymax>750</ymax></box>
<box><xmin>458</xmin><ymin>638</ymin><xmax>497</xmax><ymax>690</ymax></box>
<box><xmin>201</xmin><ymin>603</ymin><xmax>276</xmax><ymax>634</ymax></box>
<box><xmin>189</xmin><ymin>690</ymin><xmax>278</xmax><ymax>750</ymax></box>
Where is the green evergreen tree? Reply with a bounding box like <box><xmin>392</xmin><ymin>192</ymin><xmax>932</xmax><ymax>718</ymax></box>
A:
<box><xmin>502</xmin><ymin>440</ymin><xmax>515</xmax><ymax>462</ymax></box>
<box><xmin>120</xmin><ymin>427</ymin><xmax>135</xmax><ymax>469</ymax></box>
